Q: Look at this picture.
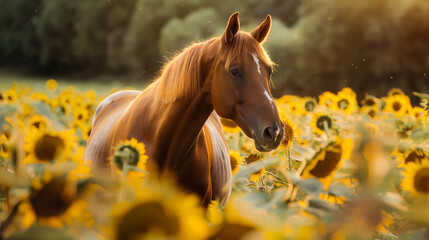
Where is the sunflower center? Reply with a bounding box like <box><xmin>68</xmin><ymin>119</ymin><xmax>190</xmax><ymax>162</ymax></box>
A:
<box><xmin>316</xmin><ymin>116</ymin><xmax>332</xmax><ymax>131</ymax></box>
<box><xmin>414</xmin><ymin>167</ymin><xmax>429</xmax><ymax>194</ymax></box>
<box><xmin>33</xmin><ymin>121</ymin><xmax>41</xmax><ymax>129</ymax></box>
<box><xmin>337</xmin><ymin>99</ymin><xmax>349</xmax><ymax>110</ymax></box>
<box><xmin>305</xmin><ymin>101</ymin><xmax>315</xmax><ymax>112</ymax></box>
<box><xmin>245</xmin><ymin>154</ymin><xmax>262</xmax><ymax>164</ymax></box>
<box><xmin>364</xmin><ymin>99</ymin><xmax>376</xmax><ymax>106</ymax></box>
<box><xmin>113</xmin><ymin>145</ymin><xmax>140</xmax><ymax>170</ymax></box>
<box><xmin>220</xmin><ymin>118</ymin><xmax>238</xmax><ymax>128</ymax></box>
<box><xmin>368</xmin><ymin>109</ymin><xmax>376</xmax><ymax>118</ymax></box>
<box><xmin>117</xmin><ymin>202</ymin><xmax>179</xmax><ymax>240</ymax></box>
<box><xmin>34</xmin><ymin>134</ymin><xmax>65</xmax><ymax>162</ymax></box>
<box><xmin>393</xmin><ymin>101</ymin><xmax>402</xmax><ymax>111</ymax></box>
<box><xmin>31</xmin><ymin>176</ymin><xmax>73</xmax><ymax>217</ymax></box>
<box><xmin>310</xmin><ymin>145</ymin><xmax>342</xmax><ymax>178</ymax></box>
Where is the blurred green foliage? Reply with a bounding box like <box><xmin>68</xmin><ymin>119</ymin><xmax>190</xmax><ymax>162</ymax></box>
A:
<box><xmin>0</xmin><ymin>0</ymin><xmax>428</xmax><ymax>99</ymax></box>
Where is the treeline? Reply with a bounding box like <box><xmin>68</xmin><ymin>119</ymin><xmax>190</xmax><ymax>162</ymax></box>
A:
<box><xmin>1</xmin><ymin>0</ymin><xmax>429</xmax><ymax>99</ymax></box>
<box><xmin>0</xmin><ymin>0</ymin><xmax>298</xmax><ymax>75</ymax></box>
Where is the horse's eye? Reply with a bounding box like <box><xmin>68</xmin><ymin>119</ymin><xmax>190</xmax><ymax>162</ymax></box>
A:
<box><xmin>230</xmin><ymin>68</ymin><xmax>242</xmax><ymax>78</ymax></box>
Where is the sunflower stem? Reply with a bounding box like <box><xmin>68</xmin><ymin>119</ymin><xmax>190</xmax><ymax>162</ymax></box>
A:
<box><xmin>323</xmin><ymin>121</ymin><xmax>330</xmax><ymax>141</ymax></box>
<box><xmin>119</xmin><ymin>148</ymin><xmax>132</xmax><ymax>202</ymax></box>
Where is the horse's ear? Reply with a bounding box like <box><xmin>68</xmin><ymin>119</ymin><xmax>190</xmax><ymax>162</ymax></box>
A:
<box><xmin>251</xmin><ymin>14</ymin><xmax>271</xmax><ymax>43</ymax></box>
<box><xmin>223</xmin><ymin>12</ymin><xmax>240</xmax><ymax>44</ymax></box>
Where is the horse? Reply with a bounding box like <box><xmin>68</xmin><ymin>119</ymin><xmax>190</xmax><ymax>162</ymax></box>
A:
<box><xmin>85</xmin><ymin>12</ymin><xmax>287</xmax><ymax>207</ymax></box>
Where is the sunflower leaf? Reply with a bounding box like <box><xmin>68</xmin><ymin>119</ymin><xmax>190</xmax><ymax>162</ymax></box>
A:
<box><xmin>290</xmin><ymin>174</ymin><xmax>324</xmax><ymax>195</ymax></box>
<box><xmin>233</xmin><ymin>158</ymin><xmax>279</xmax><ymax>180</ymax></box>
<box><xmin>308</xmin><ymin>198</ymin><xmax>339</xmax><ymax>212</ymax></box>
<box><xmin>410</xmin><ymin>128</ymin><xmax>429</xmax><ymax>143</ymax></box>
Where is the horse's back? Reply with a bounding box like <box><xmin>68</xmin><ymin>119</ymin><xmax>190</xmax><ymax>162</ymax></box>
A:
<box><xmin>85</xmin><ymin>90</ymin><xmax>141</xmax><ymax>167</ymax></box>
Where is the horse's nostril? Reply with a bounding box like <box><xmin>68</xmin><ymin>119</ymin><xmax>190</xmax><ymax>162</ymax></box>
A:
<box><xmin>263</xmin><ymin>127</ymin><xmax>275</xmax><ymax>142</ymax></box>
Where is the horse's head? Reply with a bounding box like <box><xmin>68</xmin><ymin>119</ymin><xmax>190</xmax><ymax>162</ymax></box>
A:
<box><xmin>209</xmin><ymin>12</ymin><xmax>285</xmax><ymax>152</ymax></box>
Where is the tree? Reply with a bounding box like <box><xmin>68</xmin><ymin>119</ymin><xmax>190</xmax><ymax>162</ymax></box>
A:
<box><xmin>159</xmin><ymin>8</ymin><xmax>223</xmax><ymax>57</ymax></box>
<box><xmin>0</xmin><ymin>0</ymin><xmax>41</xmax><ymax>68</ymax></box>
<box><xmin>275</xmin><ymin>0</ymin><xmax>429</xmax><ymax>99</ymax></box>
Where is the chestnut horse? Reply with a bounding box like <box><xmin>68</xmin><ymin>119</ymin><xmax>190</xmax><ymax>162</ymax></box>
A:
<box><xmin>85</xmin><ymin>12</ymin><xmax>286</xmax><ymax>206</ymax></box>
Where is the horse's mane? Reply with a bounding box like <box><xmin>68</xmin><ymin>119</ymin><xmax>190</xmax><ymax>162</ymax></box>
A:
<box><xmin>150</xmin><ymin>32</ymin><xmax>274</xmax><ymax>103</ymax></box>
<box><xmin>150</xmin><ymin>39</ymin><xmax>215</xmax><ymax>103</ymax></box>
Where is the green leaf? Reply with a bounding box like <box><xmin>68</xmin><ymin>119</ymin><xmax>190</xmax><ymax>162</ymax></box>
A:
<box><xmin>233</xmin><ymin>158</ymin><xmax>279</xmax><ymax>180</ymax></box>
<box><xmin>410</xmin><ymin>128</ymin><xmax>429</xmax><ymax>143</ymax></box>
<box><xmin>290</xmin><ymin>174</ymin><xmax>324</xmax><ymax>195</ymax></box>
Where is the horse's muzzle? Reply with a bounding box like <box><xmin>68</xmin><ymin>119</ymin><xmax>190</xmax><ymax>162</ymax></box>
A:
<box><xmin>253</xmin><ymin>123</ymin><xmax>284</xmax><ymax>152</ymax></box>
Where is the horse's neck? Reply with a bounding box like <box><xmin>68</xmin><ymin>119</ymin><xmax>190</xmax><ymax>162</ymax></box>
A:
<box><xmin>143</xmin><ymin>83</ymin><xmax>213</xmax><ymax>171</ymax></box>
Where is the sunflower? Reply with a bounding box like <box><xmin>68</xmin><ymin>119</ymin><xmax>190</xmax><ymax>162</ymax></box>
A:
<box><xmin>339</xmin><ymin>87</ymin><xmax>357</xmax><ymax>97</ymax></box>
<box><xmin>229</xmin><ymin>150</ymin><xmax>242</xmax><ymax>175</ymax></box>
<box><xmin>46</xmin><ymin>79</ymin><xmax>58</xmax><ymax>91</ymax></box>
<box><xmin>410</xmin><ymin>106</ymin><xmax>424</xmax><ymax>119</ymax></box>
<box><xmin>28</xmin><ymin>114</ymin><xmax>49</xmax><ymax>130</ymax></box>
<box><xmin>288</xmin><ymin>100</ymin><xmax>304</xmax><ymax>116</ymax></box>
<box><xmin>0</xmin><ymin>134</ymin><xmax>9</xmax><ymax>158</ymax></box>
<box><xmin>276</xmin><ymin>95</ymin><xmax>294</xmax><ymax>105</ymax></box>
<box><xmin>311</xmin><ymin>113</ymin><xmax>333</xmax><ymax>135</ymax></box>
<box><xmin>72</xmin><ymin>107</ymin><xmax>90</xmax><ymax>127</ymax></box>
<box><xmin>4</xmin><ymin>89</ymin><xmax>18</xmax><ymax>104</ymax></box>
<box><xmin>108</xmin><ymin>181</ymin><xmax>209</xmax><ymax>240</ymax></box>
<box><xmin>111</xmin><ymin>138</ymin><xmax>148</xmax><ymax>178</ymax></box>
<box><xmin>360</xmin><ymin>94</ymin><xmax>379</xmax><ymax>107</ymax></box>
<box><xmin>388</xmin><ymin>88</ymin><xmax>405</xmax><ymax>96</ymax></box>
<box><xmin>245</xmin><ymin>153</ymin><xmax>266</xmax><ymax>182</ymax></box>
<box><xmin>78</xmin><ymin>123</ymin><xmax>92</xmax><ymax>141</ymax></box>
<box><xmin>318</xmin><ymin>91</ymin><xmax>336</xmax><ymax>108</ymax></box>
<box><xmin>220</xmin><ymin>118</ymin><xmax>241</xmax><ymax>133</ymax></box>
<box><xmin>302</xmin><ymin>138</ymin><xmax>353</xmax><ymax>189</ymax></box>
<box><xmin>401</xmin><ymin>159</ymin><xmax>429</xmax><ymax>196</ymax></box>
<box><xmin>281</xmin><ymin>118</ymin><xmax>295</xmax><ymax>148</ymax></box>
<box><xmin>360</xmin><ymin>105</ymin><xmax>378</xmax><ymax>118</ymax></box>
<box><xmin>333</xmin><ymin>92</ymin><xmax>358</xmax><ymax>114</ymax></box>
<box><xmin>57</xmin><ymin>90</ymin><xmax>74</xmax><ymax>115</ymax></box>
<box><xmin>19</xmin><ymin>175</ymin><xmax>94</xmax><ymax>229</ymax></box>
<box><xmin>71</xmin><ymin>95</ymin><xmax>85</xmax><ymax>110</ymax></box>
<box><xmin>303</xmin><ymin>97</ymin><xmax>317</xmax><ymax>113</ymax></box>
<box><xmin>85</xmin><ymin>89</ymin><xmax>97</xmax><ymax>102</ymax></box>
<box><xmin>23</xmin><ymin>128</ymin><xmax>77</xmax><ymax>164</ymax></box>
<box><xmin>383</xmin><ymin>94</ymin><xmax>411</xmax><ymax>117</ymax></box>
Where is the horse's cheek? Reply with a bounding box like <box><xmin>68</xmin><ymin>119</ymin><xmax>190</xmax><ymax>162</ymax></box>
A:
<box><xmin>212</xmin><ymin>81</ymin><xmax>235</xmax><ymax>118</ymax></box>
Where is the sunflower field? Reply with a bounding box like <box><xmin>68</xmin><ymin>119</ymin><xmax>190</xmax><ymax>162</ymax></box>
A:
<box><xmin>0</xmin><ymin>80</ymin><xmax>429</xmax><ymax>240</ymax></box>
